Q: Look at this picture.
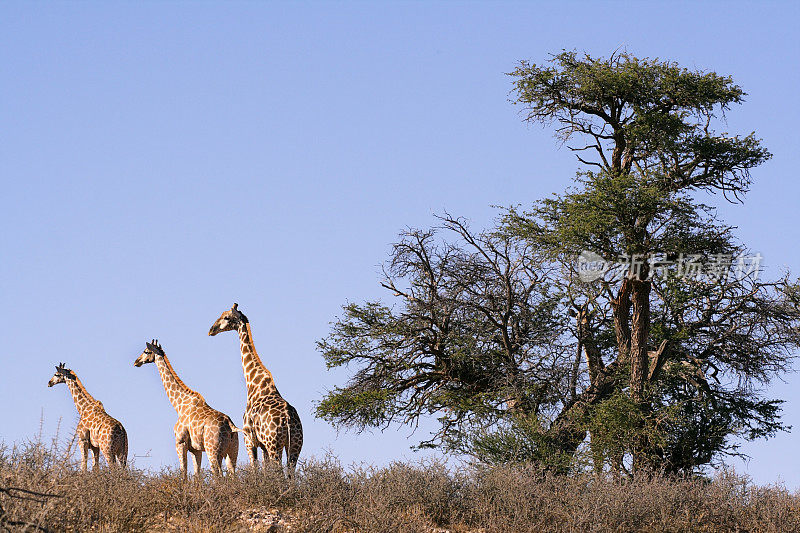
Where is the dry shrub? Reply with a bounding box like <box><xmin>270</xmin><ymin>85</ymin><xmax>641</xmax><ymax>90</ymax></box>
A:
<box><xmin>1</xmin><ymin>439</ymin><xmax>799</xmax><ymax>532</ymax></box>
<box><xmin>288</xmin><ymin>457</ymin><xmax>457</xmax><ymax>532</ymax></box>
<box><xmin>464</xmin><ymin>465</ymin><xmax>800</xmax><ymax>533</ymax></box>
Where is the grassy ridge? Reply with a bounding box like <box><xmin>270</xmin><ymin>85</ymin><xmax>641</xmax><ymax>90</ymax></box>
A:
<box><xmin>1</xmin><ymin>438</ymin><xmax>798</xmax><ymax>532</ymax></box>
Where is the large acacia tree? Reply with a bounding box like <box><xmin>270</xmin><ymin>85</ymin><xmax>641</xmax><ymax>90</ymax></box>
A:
<box><xmin>317</xmin><ymin>52</ymin><xmax>800</xmax><ymax>475</ymax></box>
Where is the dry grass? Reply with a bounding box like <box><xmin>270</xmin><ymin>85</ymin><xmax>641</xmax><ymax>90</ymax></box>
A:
<box><xmin>1</xmin><ymin>438</ymin><xmax>798</xmax><ymax>532</ymax></box>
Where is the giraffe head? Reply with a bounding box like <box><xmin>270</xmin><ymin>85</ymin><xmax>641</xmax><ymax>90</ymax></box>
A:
<box><xmin>48</xmin><ymin>362</ymin><xmax>76</xmax><ymax>387</ymax></box>
<box><xmin>208</xmin><ymin>303</ymin><xmax>248</xmax><ymax>336</ymax></box>
<box><xmin>134</xmin><ymin>339</ymin><xmax>166</xmax><ymax>367</ymax></box>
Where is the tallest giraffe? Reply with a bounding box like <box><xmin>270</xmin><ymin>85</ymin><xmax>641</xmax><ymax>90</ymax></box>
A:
<box><xmin>209</xmin><ymin>303</ymin><xmax>303</xmax><ymax>477</ymax></box>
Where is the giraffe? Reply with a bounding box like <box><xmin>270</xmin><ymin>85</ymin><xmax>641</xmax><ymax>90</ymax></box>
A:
<box><xmin>47</xmin><ymin>363</ymin><xmax>128</xmax><ymax>471</ymax></box>
<box><xmin>209</xmin><ymin>303</ymin><xmax>303</xmax><ymax>477</ymax></box>
<box><xmin>134</xmin><ymin>339</ymin><xmax>239</xmax><ymax>479</ymax></box>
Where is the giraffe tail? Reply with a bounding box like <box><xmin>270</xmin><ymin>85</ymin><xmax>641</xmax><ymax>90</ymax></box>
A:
<box><xmin>226</xmin><ymin>417</ymin><xmax>248</xmax><ymax>434</ymax></box>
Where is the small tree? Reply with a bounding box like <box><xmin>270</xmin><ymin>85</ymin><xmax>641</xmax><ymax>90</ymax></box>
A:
<box><xmin>317</xmin><ymin>216</ymin><xmax>574</xmax><ymax>468</ymax></box>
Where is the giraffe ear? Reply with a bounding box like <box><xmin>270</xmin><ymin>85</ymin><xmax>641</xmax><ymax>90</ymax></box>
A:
<box><xmin>232</xmin><ymin>303</ymin><xmax>238</xmax><ymax>311</ymax></box>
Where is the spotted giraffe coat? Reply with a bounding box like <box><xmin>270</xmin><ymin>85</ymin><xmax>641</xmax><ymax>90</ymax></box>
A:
<box><xmin>134</xmin><ymin>341</ymin><xmax>239</xmax><ymax>478</ymax></box>
<box><xmin>48</xmin><ymin>365</ymin><xmax>127</xmax><ymax>470</ymax></box>
<box><xmin>209</xmin><ymin>304</ymin><xmax>303</xmax><ymax>477</ymax></box>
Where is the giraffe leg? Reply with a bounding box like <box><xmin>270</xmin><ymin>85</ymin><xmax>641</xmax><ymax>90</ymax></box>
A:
<box><xmin>205</xmin><ymin>439</ymin><xmax>223</xmax><ymax>479</ymax></box>
<box><xmin>243</xmin><ymin>431</ymin><xmax>258</xmax><ymax>467</ymax></box>
<box><xmin>226</xmin><ymin>434</ymin><xmax>239</xmax><ymax>475</ymax></box>
<box><xmin>80</xmin><ymin>439</ymin><xmax>90</xmax><ymax>473</ymax></box>
<box><xmin>208</xmin><ymin>449</ymin><xmax>223</xmax><ymax>479</ymax></box>
<box><xmin>100</xmin><ymin>433</ymin><xmax>116</xmax><ymax>468</ymax></box>
<box><xmin>118</xmin><ymin>445</ymin><xmax>128</xmax><ymax>468</ymax></box>
<box><xmin>176</xmin><ymin>439</ymin><xmax>188</xmax><ymax>481</ymax></box>
<box><xmin>191</xmin><ymin>449</ymin><xmax>203</xmax><ymax>479</ymax></box>
<box><xmin>101</xmin><ymin>445</ymin><xmax>116</xmax><ymax>467</ymax></box>
<box><xmin>261</xmin><ymin>445</ymin><xmax>272</xmax><ymax>470</ymax></box>
<box><xmin>114</xmin><ymin>424</ymin><xmax>128</xmax><ymax>468</ymax></box>
<box><xmin>204</xmin><ymin>425</ymin><xmax>224</xmax><ymax>479</ymax></box>
<box><xmin>91</xmin><ymin>445</ymin><xmax>100</xmax><ymax>471</ymax></box>
<box><xmin>287</xmin><ymin>412</ymin><xmax>303</xmax><ymax>479</ymax></box>
<box><xmin>264</xmin><ymin>439</ymin><xmax>283</xmax><ymax>475</ymax></box>
<box><xmin>272</xmin><ymin>425</ymin><xmax>289</xmax><ymax>477</ymax></box>
<box><xmin>287</xmin><ymin>438</ymin><xmax>301</xmax><ymax>478</ymax></box>
<box><xmin>248</xmin><ymin>446</ymin><xmax>258</xmax><ymax>467</ymax></box>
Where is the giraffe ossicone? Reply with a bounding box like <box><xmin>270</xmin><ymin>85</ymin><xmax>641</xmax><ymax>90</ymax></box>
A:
<box><xmin>134</xmin><ymin>339</ymin><xmax>239</xmax><ymax>479</ymax></box>
<box><xmin>48</xmin><ymin>363</ymin><xmax>128</xmax><ymax>471</ymax></box>
<box><xmin>209</xmin><ymin>303</ymin><xmax>303</xmax><ymax>478</ymax></box>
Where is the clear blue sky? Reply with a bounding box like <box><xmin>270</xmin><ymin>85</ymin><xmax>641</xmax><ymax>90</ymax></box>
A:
<box><xmin>2</xmin><ymin>2</ymin><xmax>798</xmax><ymax>486</ymax></box>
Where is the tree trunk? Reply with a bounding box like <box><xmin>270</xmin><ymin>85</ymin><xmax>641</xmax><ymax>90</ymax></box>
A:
<box><xmin>629</xmin><ymin>276</ymin><xmax>651</xmax><ymax>403</ymax></box>
<box><xmin>611</xmin><ymin>278</ymin><xmax>632</xmax><ymax>364</ymax></box>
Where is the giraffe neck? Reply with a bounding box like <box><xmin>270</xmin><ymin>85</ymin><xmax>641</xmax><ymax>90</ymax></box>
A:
<box><xmin>237</xmin><ymin>322</ymin><xmax>279</xmax><ymax>397</ymax></box>
<box><xmin>154</xmin><ymin>353</ymin><xmax>198</xmax><ymax>413</ymax></box>
<box><xmin>65</xmin><ymin>377</ymin><xmax>101</xmax><ymax>417</ymax></box>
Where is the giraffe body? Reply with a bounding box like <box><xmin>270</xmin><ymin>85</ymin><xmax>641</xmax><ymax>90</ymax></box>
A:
<box><xmin>48</xmin><ymin>364</ymin><xmax>128</xmax><ymax>470</ymax></box>
<box><xmin>209</xmin><ymin>304</ymin><xmax>303</xmax><ymax>477</ymax></box>
<box><xmin>242</xmin><ymin>392</ymin><xmax>303</xmax><ymax>472</ymax></box>
<box><xmin>134</xmin><ymin>340</ymin><xmax>239</xmax><ymax>479</ymax></box>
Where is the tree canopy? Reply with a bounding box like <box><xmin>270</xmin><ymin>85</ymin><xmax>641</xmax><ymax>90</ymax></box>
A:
<box><xmin>317</xmin><ymin>51</ymin><xmax>800</xmax><ymax>476</ymax></box>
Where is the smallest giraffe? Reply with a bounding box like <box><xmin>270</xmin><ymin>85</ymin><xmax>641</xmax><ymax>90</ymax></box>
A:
<box><xmin>48</xmin><ymin>363</ymin><xmax>128</xmax><ymax>471</ymax></box>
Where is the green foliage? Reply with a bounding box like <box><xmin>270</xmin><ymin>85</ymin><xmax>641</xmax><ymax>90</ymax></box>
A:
<box><xmin>317</xmin><ymin>50</ymin><xmax>799</xmax><ymax>476</ymax></box>
<box><xmin>316</xmin><ymin>385</ymin><xmax>396</xmax><ymax>431</ymax></box>
<box><xmin>503</xmin><ymin>50</ymin><xmax>796</xmax><ymax>474</ymax></box>
<box><xmin>316</xmin><ymin>218</ymin><xmax>571</xmax><ymax>453</ymax></box>
<box><xmin>469</xmin><ymin>416</ymin><xmax>581</xmax><ymax>474</ymax></box>
<box><xmin>509</xmin><ymin>51</ymin><xmax>771</xmax><ymax>199</ymax></box>
<box><xmin>505</xmin><ymin>171</ymin><xmax>735</xmax><ymax>260</ymax></box>
<box><xmin>587</xmin><ymin>392</ymin><xmax>654</xmax><ymax>470</ymax></box>
<box><xmin>650</xmin><ymin>372</ymin><xmax>787</xmax><ymax>474</ymax></box>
